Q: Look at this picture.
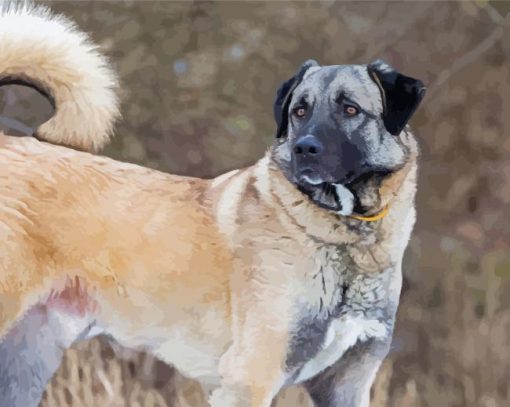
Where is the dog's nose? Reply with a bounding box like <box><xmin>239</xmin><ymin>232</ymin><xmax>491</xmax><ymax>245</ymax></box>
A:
<box><xmin>293</xmin><ymin>135</ymin><xmax>324</xmax><ymax>156</ymax></box>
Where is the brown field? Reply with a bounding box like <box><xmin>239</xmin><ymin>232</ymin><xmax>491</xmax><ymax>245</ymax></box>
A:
<box><xmin>3</xmin><ymin>1</ymin><xmax>510</xmax><ymax>406</ymax></box>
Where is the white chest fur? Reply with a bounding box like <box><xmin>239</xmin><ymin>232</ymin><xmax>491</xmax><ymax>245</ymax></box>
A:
<box><xmin>294</xmin><ymin>314</ymin><xmax>387</xmax><ymax>384</ymax></box>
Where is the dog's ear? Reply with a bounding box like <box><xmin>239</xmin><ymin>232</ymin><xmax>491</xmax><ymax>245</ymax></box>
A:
<box><xmin>367</xmin><ymin>59</ymin><xmax>426</xmax><ymax>135</ymax></box>
<box><xmin>274</xmin><ymin>60</ymin><xmax>319</xmax><ymax>138</ymax></box>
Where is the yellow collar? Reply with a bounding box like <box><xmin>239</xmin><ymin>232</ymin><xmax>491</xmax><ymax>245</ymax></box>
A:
<box><xmin>348</xmin><ymin>205</ymin><xmax>389</xmax><ymax>222</ymax></box>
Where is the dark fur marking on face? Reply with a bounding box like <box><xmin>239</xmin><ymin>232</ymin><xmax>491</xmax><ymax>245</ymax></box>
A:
<box><xmin>272</xmin><ymin>60</ymin><xmax>424</xmax><ymax>216</ymax></box>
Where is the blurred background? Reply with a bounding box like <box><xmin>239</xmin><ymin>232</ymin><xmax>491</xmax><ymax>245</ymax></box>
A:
<box><xmin>2</xmin><ymin>1</ymin><xmax>510</xmax><ymax>406</ymax></box>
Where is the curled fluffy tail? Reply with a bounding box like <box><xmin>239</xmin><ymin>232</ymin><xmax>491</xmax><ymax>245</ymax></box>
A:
<box><xmin>0</xmin><ymin>3</ymin><xmax>120</xmax><ymax>151</ymax></box>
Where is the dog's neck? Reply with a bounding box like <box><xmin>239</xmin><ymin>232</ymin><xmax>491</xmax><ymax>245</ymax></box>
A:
<box><xmin>255</xmin><ymin>151</ymin><xmax>417</xmax><ymax>252</ymax></box>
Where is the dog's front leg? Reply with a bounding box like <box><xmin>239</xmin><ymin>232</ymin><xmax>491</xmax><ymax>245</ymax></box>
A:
<box><xmin>209</xmin><ymin>275</ymin><xmax>293</xmax><ymax>407</ymax></box>
<box><xmin>304</xmin><ymin>339</ymin><xmax>390</xmax><ymax>407</ymax></box>
<box><xmin>210</xmin><ymin>341</ymin><xmax>287</xmax><ymax>407</ymax></box>
<box><xmin>209</xmin><ymin>332</ymin><xmax>288</xmax><ymax>407</ymax></box>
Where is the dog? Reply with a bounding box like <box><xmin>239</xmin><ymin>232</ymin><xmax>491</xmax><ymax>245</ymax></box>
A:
<box><xmin>0</xmin><ymin>5</ymin><xmax>425</xmax><ymax>407</ymax></box>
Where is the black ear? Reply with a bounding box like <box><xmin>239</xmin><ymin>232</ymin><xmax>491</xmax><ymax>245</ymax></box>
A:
<box><xmin>367</xmin><ymin>59</ymin><xmax>426</xmax><ymax>135</ymax></box>
<box><xmin>274</xmin><ymin>60</ymin><xmax>319</xmax><ymax>138</ymax></box>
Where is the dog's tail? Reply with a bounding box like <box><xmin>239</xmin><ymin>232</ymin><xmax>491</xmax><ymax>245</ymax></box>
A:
<box><xmin>0</xmin><ymin>3</ymin><xmax>120</xmax><ymax>151</ymax></box>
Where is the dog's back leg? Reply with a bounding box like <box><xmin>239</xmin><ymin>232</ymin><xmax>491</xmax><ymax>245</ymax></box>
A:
<box><xmin>0</xmin><ymin>302</ymin><xmax>94</xmax><ymax>407</ymax></box>
<box><xmin>0</xmin><ymin>264</ymin><xmax>97</xmax><ymax>407</ymax></box>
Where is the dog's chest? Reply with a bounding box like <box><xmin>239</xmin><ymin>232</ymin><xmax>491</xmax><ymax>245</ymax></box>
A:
<box><xmin>288</xmin><ymin>244</ymin><xmax>395</xmax><ymax>384</ymax></box>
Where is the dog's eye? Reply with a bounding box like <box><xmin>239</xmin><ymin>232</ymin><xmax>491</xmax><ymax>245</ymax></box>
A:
<box><xmin>344</xmin><ymin>105</ymin><xmax>359</xmax><ymax>117</ymax></box>
<box><xmin>293</xmin><ymin>107</ymin><xmax>307</xmax><ymax>118</ymax></box>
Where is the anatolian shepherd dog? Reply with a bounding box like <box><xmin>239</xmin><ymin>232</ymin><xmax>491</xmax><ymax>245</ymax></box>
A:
<box><xmin>0</xmin><ymin>5</ymin><xmax>425</xmax><ymax>407</ymax></box>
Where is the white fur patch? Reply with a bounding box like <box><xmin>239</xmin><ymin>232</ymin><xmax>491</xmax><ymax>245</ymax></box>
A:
<box><xmin>294</xmin><ymin>315</ymin><xmax>387</xmax><ymax>383</ymax></box>
<box><xmin>46</xmin><ymin>308</ymin><xmax>93</xmax><ymax>348</ymax></box>
<box><xmin>154</xmin><ymin>332</ymin><xmax>221</xmax><ymax>385</ymax></box>
<box><xmin>253</xmin><ymin>154</ymin><xmax>272</xmax><ymax>199</ymax></box>
<box><xmin>210</xmin><ymin>169</ymin><xmax>239</xmax><ymax>189</ymax></box>
<box><xmin>334</xmin><ymin>183</ymin><xmax>355</xmax><ymax>216</ymax></box>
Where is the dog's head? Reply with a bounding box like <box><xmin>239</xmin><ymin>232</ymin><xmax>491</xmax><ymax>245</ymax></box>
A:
<box><xmin>271</xmin><ymin>59</ymin><xmax>425</xmax><ymax>216</ymax></box>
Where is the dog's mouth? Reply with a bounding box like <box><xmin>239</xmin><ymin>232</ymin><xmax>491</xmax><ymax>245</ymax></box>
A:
<box><xmin>297</xmin><ymin>169</ymin><xmax>393</xmax><ymax>216</ymax></box>
<box><xmin>298</xmin><ymin>182</ymin><xmax>341</xmax><ymax>212</ymax></box>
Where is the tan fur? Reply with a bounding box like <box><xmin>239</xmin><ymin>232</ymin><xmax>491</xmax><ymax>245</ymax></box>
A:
<box><xmin>0</xmin><ymin>132</ymin><xmax>417</xmax><ymax>401</ymax></box>
<box><xmin>0</xmin><ymin>70</ymin><xmax>418</xmax><ymax>402</ymax></box>
<box><xmin>0</xmin><ymin>5</ymin><xmax>420</xmax><ymax>406</ymax></box>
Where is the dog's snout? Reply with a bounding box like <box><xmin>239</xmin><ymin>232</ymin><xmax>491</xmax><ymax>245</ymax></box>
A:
<box><xmin>293</xmin><ymin>135</ymin><xmax>324</xmax><ymax>156</ymax></box>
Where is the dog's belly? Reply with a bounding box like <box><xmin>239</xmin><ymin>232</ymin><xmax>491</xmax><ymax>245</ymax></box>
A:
<box><xmin>293</xmin><ymin>314</ymin><xmax>387</xmax><ymax>384</ymax></box>
<box><xmin>104</xmin><ymin>324</ymin><xmax>226</xmax><ymax>385</ymax></box>
<box><xmin>104</xmin><ymin>319</ymin><xmax>228</xmax><ymax>385</ymax></box>
<box><xmin>99</xmin><ymin>301</ymin><xmax>231</xmax><ymax>385</ymax></box>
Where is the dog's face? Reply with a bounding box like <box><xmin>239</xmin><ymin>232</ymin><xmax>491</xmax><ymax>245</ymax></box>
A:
<box><xmin>271</xmin><ymin>59</ymin><xmax>425</xmax><ymax>216</ymax></box>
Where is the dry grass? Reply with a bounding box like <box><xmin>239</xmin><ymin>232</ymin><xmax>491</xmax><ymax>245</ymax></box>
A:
<box><xmin>42</xmin><ymin>338</ymin><xmax>312</xmax><ymax>407</ymax></box>
<box><xmin>43</xmin><ymin>339</ymin><xmax>175</xmax><ymax>407</ymax></box>
<box><xmin>42</xmin><ymin>340</ymin><xmax>425</xmax><ymax>407</ymax></box>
